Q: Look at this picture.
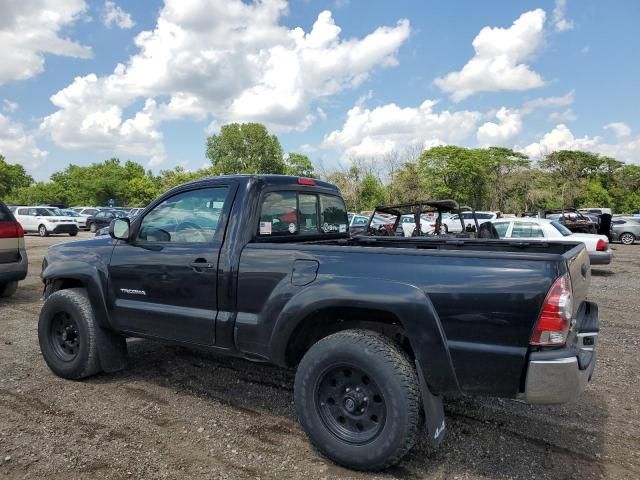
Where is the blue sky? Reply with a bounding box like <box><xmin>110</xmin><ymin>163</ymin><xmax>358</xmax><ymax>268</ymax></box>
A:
<box><xmin>0</xmin><ymin>0</ymin><xmax>638</xmax><ymax>180</ymax></box>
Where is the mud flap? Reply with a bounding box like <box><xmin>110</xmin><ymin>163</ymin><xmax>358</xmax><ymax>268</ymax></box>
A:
<box><xmin>415</xmin><ymin>360</ymin><xmax>446</xmax><ymax>447</ymax></box>
<box><xmin>96</xmin><ymin>326</ymin><xmax>128</xmax><ymax>373</ymax></box>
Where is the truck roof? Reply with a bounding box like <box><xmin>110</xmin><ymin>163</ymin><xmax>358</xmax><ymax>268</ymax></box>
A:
<box><xmin>180</xmin><ymin>174</ymin><xmax>340</xmax><ymax>192</ymax></box>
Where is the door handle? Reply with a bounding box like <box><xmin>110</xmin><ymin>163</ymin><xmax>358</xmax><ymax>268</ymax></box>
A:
<box><xmin>190</xmin><ymin>259</ymin><xmax>215</xmax><ymax>271</ymax></box>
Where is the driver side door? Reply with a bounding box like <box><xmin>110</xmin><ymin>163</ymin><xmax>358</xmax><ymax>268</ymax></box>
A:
<box><xmin>107</xmin><ymin>185</ymin><xmax>231</xmax><ymax>345</ymax></box>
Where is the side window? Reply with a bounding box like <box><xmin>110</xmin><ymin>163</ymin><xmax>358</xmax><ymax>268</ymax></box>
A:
<box><xmin>320</xmin><ymin>194</ymin><xmax>348</xmax><ymax>233</ymax></box>
<box><xmin>138</xmin><ymin>187</ymin><xmax>229</xmax><ymax>243</ymax></box>
<box><xmin>354</xmin><ymin>217</ymin><xmax>368</xmax><ymax>225</ymax></box>
<box><xmin>493</xmin><ymin>222</ymin><xmax>510</xmax><ymax>238</ymax></box>
<box><xmin>28</xmin><ymin>208</ymin><xmax>37</xmax><ymax>216</ymax></box>
<box><xmin>511</xmin><ymin>222</ymin><xmax>544</xmax><ymax>238</ymax></box>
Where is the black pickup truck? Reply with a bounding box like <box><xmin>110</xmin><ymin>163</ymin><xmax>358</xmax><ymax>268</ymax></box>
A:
<box><xmin>38</xmin><ymin>175</ymin><xmax>599</xmax><ymax>470</ymax></box>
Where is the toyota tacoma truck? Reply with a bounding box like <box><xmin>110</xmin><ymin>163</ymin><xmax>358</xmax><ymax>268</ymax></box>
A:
<box><xmin>38</xmin><ymin>175</ymin><xmax>599</xmax><ymax>471</ymax></box>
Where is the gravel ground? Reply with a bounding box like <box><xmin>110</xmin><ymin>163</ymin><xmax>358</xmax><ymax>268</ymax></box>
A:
<box><xmin>0</xmin><ymin>232</ymin><xmax>638</xmax><ymax>480</ymax></box>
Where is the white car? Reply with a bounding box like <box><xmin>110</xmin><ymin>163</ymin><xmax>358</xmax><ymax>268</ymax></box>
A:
<box><xmin>13</xmin><ymin>206</ymin><xmax>79</xmax><ymax>237</ymax></box>
<box><xmin>400</xmin><ymin>214</ymin><xmax>436</xmax><ymax>237</ymax></box>
<box><xmin>442</xmin><ymin>211</ymin><xmax>499</xmax><ymax>233</ymax></box>
<box><xmin>72</xmin><ymin>207</ymin><xmax>101</xmax><ymax>229</ymax></box>
<box><xmin>492</xmin><ymin>217</ymin><xmax>612</xmax><ymax>265</ymax></box>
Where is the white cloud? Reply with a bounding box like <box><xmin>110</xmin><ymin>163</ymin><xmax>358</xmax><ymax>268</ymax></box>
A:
<box><xmin>477</xmin><ymin>107</ymin><xmax>522</xmax><ymax>146</ymax></box>
<box><xmin>0</xmin><ymin>114</ymin><xmax>48</xmax><ymax>169</ymax></box>
<box><xmin>102</xmin><ymin>1</ymin><xmax>135</xmax><ymax>29</ymax></box>
<box><xmin>40</xmin><ymin>0</ymin><xmax>410</xmax><ymax>166</ymax></box>
<box><xmin>581</xmin><ymin>45</ymin><xmax>590</xmax><ymax>55</ymax></box>
<box><xmin>522</xmin><ymin>90</ymin><xmax>574</xmax><ymax>114</ymax></box>
<box><xmin>434</xmin><ymin>9</ymin><xmax>546</xmax><ymax>102</ymax></box>
<box><xmin>552</xmin><ymin>0</ymin><xmax>574</xmax><ymax>32</ymax></box>
<box><xmin>2</xmin><ymin>99</ymin><xmax>18</xmax><ymax>113</ymax></box>
<box><xmin>548</xmin><ymin>109</ymin><xmax>576</xmax><ymax>122</ymax></box>
<box><xmin>604</xmin><ymin>122</ymin><xmax>631</xmax><ymax>139</ymax></box>
<box><xmin>522</xmin><ymin>124</ymin><xmax>640</xmax><ymax>164</ymax></box>
<box><xmin>0</xmin><ymin>0</ymin><xmax>91</xmax><ymax>85</ymax></box>
<box><xmin>322</xmin><ymin>100</ymin><xmax>482</xmax><ymax>158</ymax></box>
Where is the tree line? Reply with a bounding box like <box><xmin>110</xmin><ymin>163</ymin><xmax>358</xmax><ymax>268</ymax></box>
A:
<box><xmin>1</xmin><ymin>122</ymin><xmax>639</xmax><ymax>214</ymax></box>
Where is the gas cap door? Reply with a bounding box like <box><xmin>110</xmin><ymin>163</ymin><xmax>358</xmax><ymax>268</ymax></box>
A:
<box><xmin>292</xmin><ymin>259</ymin><xmax>319</xmax><ymax>286</ymax></box>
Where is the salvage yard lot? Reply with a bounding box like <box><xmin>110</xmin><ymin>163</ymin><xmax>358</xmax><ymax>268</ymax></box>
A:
<box><xmin>1</xmin><ymin>233</ymin><xmax>638</xmax><ymax>480</ymax></box>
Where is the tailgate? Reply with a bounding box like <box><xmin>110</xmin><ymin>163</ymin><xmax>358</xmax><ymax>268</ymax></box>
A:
<box><xmin>565</xmin><ymin>243</ymin><xmax>591</xmax><ymax>315</ymax></box>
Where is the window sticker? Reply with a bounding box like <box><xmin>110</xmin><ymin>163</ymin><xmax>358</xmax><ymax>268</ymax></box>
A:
<box><xmin>322</xmin><ymin>223</ymin><xmax>339</xmax><ymax>233</ymax></box>
<box><xmin>288</xmin><ymin>222</ymin><xmax>296</xmax><ymax>234</ymax></box>
<box><xmin>260</xmin><ymin>221</ymin><xmax>272</xmax><ymax>235</ymax></box>
<box><xmin>339</xmin><ymin>224</ymin><xmax>347</xmax><ymax>233</ymax></box>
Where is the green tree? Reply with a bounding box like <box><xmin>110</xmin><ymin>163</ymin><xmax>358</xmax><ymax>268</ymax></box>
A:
<box><xmin>480</xmin><ymin>147</ymin><xmax>530</xmax><ymax>211</ymax></box>
<box><xmin>418</xmin><ymin>146</ymin><xmax>489</xmax><ymax>209</ymax></box>
<box><xmin>127</xmin><ymin>176</ymin><xmax>160</xmax><ymax>206</ymax></box>
<box><xmin>359</xmin><ymin>173</ymin><xmax>387</xmax><ymax>210</ymax></box>
<box><xmin>0</xmin><ymin>155</ymin><xmax>33</xmax><ymax>198</ymax></box>
<box><xmin>285</xmin><ymin>153</ymin><xmax>315</xmax><ymax>177</ymax></box>
<box><xmin>206</xmin><ymin>123</ymin><xmax>285</xmax><ymax>174</ymax></box>
<box><xmin>387</xmin><ymin>161</ymin><xmax>425</xmax><ymax>204</ymax></box>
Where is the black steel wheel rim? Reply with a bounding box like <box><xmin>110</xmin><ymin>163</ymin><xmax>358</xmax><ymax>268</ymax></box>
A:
<box><xmin>49</xmin><ymin>312</ymin><xmax>80</xmax><ymax>361</ymax></box>
<box><xmin>315</xmin><ymin>364</ymin><xmax>386</xmax><ymax>444</ymax></box>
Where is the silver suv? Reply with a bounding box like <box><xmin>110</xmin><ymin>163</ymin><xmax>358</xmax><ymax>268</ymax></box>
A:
<box><xmin>0</xmin><ymin>200</ymin><xmax>28</xmax><ymax>297</ymax></box>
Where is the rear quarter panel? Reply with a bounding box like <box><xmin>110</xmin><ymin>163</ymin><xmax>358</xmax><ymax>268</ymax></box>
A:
<box><xmin>237</xmin><ymin>243</ymin><xmax>565</xmax><ymax>397</ymax></box>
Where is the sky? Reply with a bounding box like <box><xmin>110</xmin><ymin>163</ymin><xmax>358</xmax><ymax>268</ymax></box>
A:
<box><xmin>0</xmin><ymin>0</ymin><xmax>639</xmax><ymax>181</ymax></box>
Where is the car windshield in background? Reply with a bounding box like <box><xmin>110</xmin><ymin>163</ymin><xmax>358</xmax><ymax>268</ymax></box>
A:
<box><xmin>461</xmin><ymin>212</ymin><xmax>494</xmax><ymax>220</ymax></box>
<box><xmin>551</xmin><ymin>221</ymin><xmax>572</xmax><ymax>236</ymax></box>
<box><xmin>36</xmin><ymin>208</ymin><xmax>55</xmax><ymax>216</ymax></box>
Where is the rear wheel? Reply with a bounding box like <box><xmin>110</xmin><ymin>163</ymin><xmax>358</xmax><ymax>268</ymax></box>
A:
<box><xmin>620</xmin><ymin>232</ymin><xmax>635</xmax><ymax>245</ymax></box>
<box><xmin>294</xmin><ymin>330</ymin><xmax>421</xmax><ymax>471</ymax></box>
<box><xmin>39</xmin><ymin>224</ymin><xmax>49</xmax><ymax>237</ymax></box>
<box><xmin>38</xmin><ymin>288</ymin><xmax>102</xmax><ymax>380</ymax></box>
<box><xmin>0</xmin><ymin>281</ymin><xmax>18</xmax><ymax>298</ymax></box>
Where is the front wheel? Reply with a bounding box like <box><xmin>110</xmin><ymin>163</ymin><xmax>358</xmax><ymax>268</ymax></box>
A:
<box><xmin>38</xmin><ymin>288</ymin><xmax>102</xmax><ymax>380</ymax></box>
<box><xmin>89</xmin><ymin>223</ymin><xmax>97</xmax><ymax>233</ymax></box>
<box><xmin>39</xmin><ymin>225</ymin><xmax>49</xmax><ymax>237</ymax></box>
<box><xmin>620</xmin><ymin>232</ymin><xmax>635</xmax><ymax>245</ymax></box>
<box><xmin>69</xmin><ymin>232</ymin><xmax>78</xmax><ymax>237</ymax></box>
<box><xmin>294</xmin><ymin>330</ymin><xmax>421</xmax><ymax>471</ymax></box>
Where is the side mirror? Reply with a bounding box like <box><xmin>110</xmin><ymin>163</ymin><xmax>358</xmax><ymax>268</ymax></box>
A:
<box><xmin>110</xmin><ymin>218</ymin><xmax>130</xmax><ymax>241</ymax></box>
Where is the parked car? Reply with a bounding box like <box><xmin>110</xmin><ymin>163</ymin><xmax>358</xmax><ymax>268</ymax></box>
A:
<box><xmin>86</xmin><ymin>209</ymin><xmax>127</xmax><ymax>233</ymax></box>
<box><xmin>611</xmin><ymin>217</ymin><xmax>640</xmax><ymax>245</ymax></box>
<box><xmin>442</xmin><ymin>211</ymin><xmax>498</xmax><ymax>233</ymax></box>
<box><xmin>492</xmin><ymin>217</ymin><xmax>612</xmax><ymax>265</ymax></box>
<box><xmin>0</xmin><ymin>200</ymin><xmax>28</xmax><ymax>298</ymax></box>
<box><xmin>13</xmin><ymin>206</ymin><xmax>79</xmax><ymax>237</ymax></box>
<box><xmin>127</xmin><ymin>208</ymin><xmax>144</xmax><ymax>218</ymax></box>
<box><xmin>71</xmin><ymin>207</ymin><xmax>101</xmax><ymax>229</ymax></box>
<box><xmin>59</xmin><ymin>209</ymin><xmax>86</xmax><ymax>230</ymax></box>
<box><xmin>38</xmin><ymin>175</ymin><xmax>599</xmax><ymax>471</ymax></box>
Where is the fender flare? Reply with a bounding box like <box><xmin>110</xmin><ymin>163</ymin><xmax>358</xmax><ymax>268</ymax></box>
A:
<box><xmin>269</xmin><ymin>277</ymin><xmax>461</xmax><ymax>395</ymax></box>
<box><xmin>43</xmin><ymin>261</ymin><xmax>112</xmax><ymax>330</ymax></box>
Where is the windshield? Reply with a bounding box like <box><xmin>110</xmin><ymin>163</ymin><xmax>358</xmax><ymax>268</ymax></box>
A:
<box><xmin>36</xmin><ymin>208</ymin><xmax>55</xmax><ymax>216</ymax></box>
<box><xmin>551</xmin><ymin>221</ymin><xmax>572</xmax><ymax>236</ymax></box>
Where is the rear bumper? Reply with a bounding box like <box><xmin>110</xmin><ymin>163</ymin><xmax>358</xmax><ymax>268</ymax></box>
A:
<box><xmin>519</xmin><ymin>301</ymin><xmax>599</xmax><ymax>405</ymax></box>
<box><xmin>519</xmin><ymin>352</ymin><xmax>596</xmax><ymax>404</ymax></box>
<box><xmin>0</xmin><ymin>248</ymin><xmax>28</xmax><ymax>283</ymax></box>
<box><xmin>589</xmin><ymin>249</ymin><xmax>612</xmax><ymax>265</ymax></box>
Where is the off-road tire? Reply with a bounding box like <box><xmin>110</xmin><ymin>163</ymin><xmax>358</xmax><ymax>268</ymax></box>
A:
<box><xmin>294</xmin><ymin>329</ymin><xmax>421</xmax><ymax>471</ymax></box>
<box><xmin>38</xmin><ymin>288</ymin><xmax>102</xmax><ymax>380</ymax></box>
<box><xmin>0</xmin><ymin>281</ymin><xmax>18</xmax><ymax>298</ymax></box>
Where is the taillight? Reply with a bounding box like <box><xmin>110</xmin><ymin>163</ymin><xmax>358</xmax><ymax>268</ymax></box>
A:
<box><xmin>596</xmin><ymin>239</ymin><xmax>608</xmax><ymax>251</ymax></box>
<box><xmin>531</xmin><ymin>273</ymin><xmax>573</xmax><ymax>346</ymax></box>
<box><xmin>0</xmin><ymin>221</ymin><xmax>22</xmax><ymax>239</ymax></box>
